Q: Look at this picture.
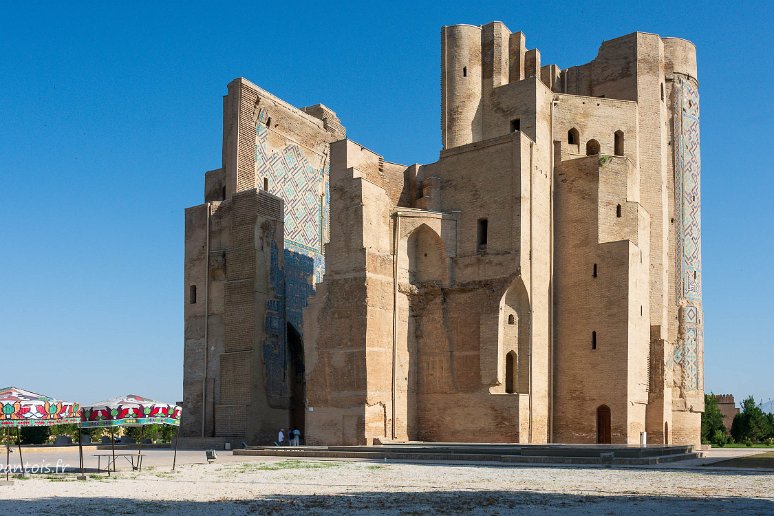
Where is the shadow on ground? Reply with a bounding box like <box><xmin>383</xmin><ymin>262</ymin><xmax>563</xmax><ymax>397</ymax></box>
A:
<box><xmin>0</xmin><ymin>491</ymin><xmax>771</xmax><ymax>514</ymax></box>
<box><xmin>707</xmin><ymin>451</ymin><xmax>774</xmax><ymax>469</ymax></box>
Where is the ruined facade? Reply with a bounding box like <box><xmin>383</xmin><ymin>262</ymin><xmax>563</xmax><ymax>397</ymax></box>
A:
<box><xmin>182</xmin><ymin>22</ymin><xmax>704</xmax><ymax>446</ymax></box>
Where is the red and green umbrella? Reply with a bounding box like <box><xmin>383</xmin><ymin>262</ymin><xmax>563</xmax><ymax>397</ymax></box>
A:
<box><xmin>0</xmin><ymin>387</ymin><xmax>80</xmax><ymax>427</ymax></box>
<box><xmin>0</xmin><ymin>387</ymin><xmax>81</xmax><ymax>480</ymax></box>
<box><xmin>80</xmin><ymin>394</ymin><xmax>180</xmax><ymax>428</ymax></box>
<box><xmin>80</xmin><ymin>394</ymin><xmax>182</xmax><ymax>473</ymax></box>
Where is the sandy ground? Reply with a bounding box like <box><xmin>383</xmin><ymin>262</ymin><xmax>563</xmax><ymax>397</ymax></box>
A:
<box><xmin>0</xmin><ymin>448</ymin><xmax>772</xmax><ymax>514</ymax></box>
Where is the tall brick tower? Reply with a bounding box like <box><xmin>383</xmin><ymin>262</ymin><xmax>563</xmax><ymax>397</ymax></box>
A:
<box><xmin>665</xmin><ymin>38</ymin><xmax>703</xmax><ymax>443</ymax></box>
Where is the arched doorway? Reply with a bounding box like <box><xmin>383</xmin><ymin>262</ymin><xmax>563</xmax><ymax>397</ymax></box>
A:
<box><xmin>596</xmin><ymin>405</ymin><xmax>611</xmax><ymax>444</ymax></box>
<box><xmin>586</xmin><ymin>139</ymin><xmax>600</xmax><ymax>156</ymax></box>
<box><xmin>287</xmin><ymin>323</ymin><xmax>305</xmax><ymax>434</ymax></box>
<box><xmin>664</xmin><ymin>421</ymin><xmax>669</xmax><ymax>445</ymax></box>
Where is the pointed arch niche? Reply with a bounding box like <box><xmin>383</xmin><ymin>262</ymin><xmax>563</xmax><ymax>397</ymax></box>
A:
<box><xmin>498</xmin><ymin>277</ymin><xmax>531</xmax><ymax>394</ymax></box>
<box><xmin>396</xmin><ymin>221</ymin><xmax>450</xmax><ymax>441</ymax></box>
<box><xmin>406</xmin><ymin>223</ymin><xmax>448</xmax><ymax>285</ymax></box>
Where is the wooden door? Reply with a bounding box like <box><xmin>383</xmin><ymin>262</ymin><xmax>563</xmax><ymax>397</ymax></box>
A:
<box><xmin>597</xmin><ymin>405</ymin><xmax>611</xmax><ymax>444</ymax></box>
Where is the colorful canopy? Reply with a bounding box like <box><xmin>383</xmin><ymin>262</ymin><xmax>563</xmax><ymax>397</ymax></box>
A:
<box><xmin>0</xmin><ymin>387</ymin><xmax>81</xmax><ymax>427</ymax></box>
<box><xmin>81</xmin><ymin>394</ymin><xmax>181</xmax><ymax>428</ymax></box>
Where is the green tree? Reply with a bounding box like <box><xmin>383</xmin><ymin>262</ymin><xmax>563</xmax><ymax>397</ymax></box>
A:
<box><xmin>123</xmin><ymin>425</ymin><xmax>143</xmax><ymax>442</ymax></box>
<box><xmin>20</xmin><ymin>426</ymin><xmax>50</xmax><ymax>445</ymax></box>
<box><xmin>50</xmin><ymin>424</ymin><xmax>94</xmax><ymax>443</ymax></box>
<box><xmin>730</xmin><ymin>396</ymin><xmax>772</xmax><ymax>443</ymax></box>
<box><xmin>701</xmin><ymin>394</ymin><xmax>727</xmax><ymax>445</ymax></box>
<box><xmin>124</xmin><ymin>424</ymin><xmax>173</xmax><ymax>444</ymax></box>
<box><xmin>50</xmin><ymin>423</ymin><xmax>75</xmax><ymax>442</ymax></box>
<box><xmin>1</xmin><ymin>428</ymin><xmax>15</xmax><ymax>446</ymax></box>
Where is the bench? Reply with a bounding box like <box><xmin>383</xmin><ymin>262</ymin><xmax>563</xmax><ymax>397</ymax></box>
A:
<box><xmin>93</xmin><ymin>453</ymin><xmax>145</xmax><ymax>475</ymax></box>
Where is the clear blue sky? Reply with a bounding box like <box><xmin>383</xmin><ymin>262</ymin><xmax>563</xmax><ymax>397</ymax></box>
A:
<box><xmin>1</xmin><ymin>1</ymin><xmax>771</xmax><ymax>407</ymax></box>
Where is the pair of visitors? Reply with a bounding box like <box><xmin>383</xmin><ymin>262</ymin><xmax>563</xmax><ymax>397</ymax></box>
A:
<box><xmin>289</xmin><ymin>428</ymin><xmax>301</xmax><ymax>446</ymax></box>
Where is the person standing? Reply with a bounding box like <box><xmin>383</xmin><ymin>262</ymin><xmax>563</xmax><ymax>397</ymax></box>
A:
<box><xmin>277</xmin><ymin>428</ymin><xmax>285</xmax><ymax>447</ymax></box>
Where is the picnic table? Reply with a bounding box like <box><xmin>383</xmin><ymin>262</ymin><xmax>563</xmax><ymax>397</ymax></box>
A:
<box><xmin>93</xmin><ymin>453</ymin><xmax>145</xmax><ymax>475</ymax></box>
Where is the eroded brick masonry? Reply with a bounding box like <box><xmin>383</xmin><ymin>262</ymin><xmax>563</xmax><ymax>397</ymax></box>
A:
<box><xmin>182</xmin><ymin>22</ymin><xmax>704</xmax><ymax>447</ymax></box>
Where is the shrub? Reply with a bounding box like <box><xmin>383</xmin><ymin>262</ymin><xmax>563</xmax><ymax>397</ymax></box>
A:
<box><xmin>711</xmin><ymin>429</ymin><xmax>728</xmax><ymax>447</ymax></box>
<box><xmin>50</xmin><ymin>424</ymin><xmax>95</xmax><ymax>442</ymax></box>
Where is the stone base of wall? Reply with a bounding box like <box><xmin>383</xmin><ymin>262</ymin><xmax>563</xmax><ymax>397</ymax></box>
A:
<box><xmin>671</xmin><ymin>410</ymin><xmax>701</xmax><ymax>447</ymax></box>
<box><xmin>175</xmin><ymin>437</ymin><xmax>246</xmax><ymax>451</ymax></box>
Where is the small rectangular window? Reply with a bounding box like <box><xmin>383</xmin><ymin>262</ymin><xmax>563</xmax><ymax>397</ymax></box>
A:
<box><xmin>189</xmin><ymin>285</ymin><xmax>197</xmax><ymax>304</ymax></box>
<box><xmin>477</xmin><ymin>218</ymin><xmax>488</xmax><ymax>251</ymax></box>
<box><xmin>510</xmin><ymin>119</ymin><xmax>520</xmax><ymax>132</ymax></box>
<box><xmin>592</xmin><ymin>331</ymin><xmax>597</xmax><ymax>350</ymax></box>
<box><xmin>264</xmin><ymin>177</ymin><xmax>269</xmax><ymax>191</ymax></box>
<box><xmin>614</xmin><ymin>131</ymin><xmax>625</xmax><ymax>156</ymax></box>
<box><xmin>463</xmin><ymin>66</ymin><xmax>467</xmax><ymax>77</ymax></box>
<box><xmin>593</xmin><ymin>264</ymin><xmax>598</xmax><ymax>277</ymax></box>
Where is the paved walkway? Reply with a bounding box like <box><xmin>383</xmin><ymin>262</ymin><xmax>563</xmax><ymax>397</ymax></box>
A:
<box><xmin>3</xmin><ymin>445</ymin><xmax>773</xmax><ymax>474</ymax></box>
<box><xmin>1</xmin><ymin>449</ymin><xmax>771</xmax><ymax>514</ymax></box>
